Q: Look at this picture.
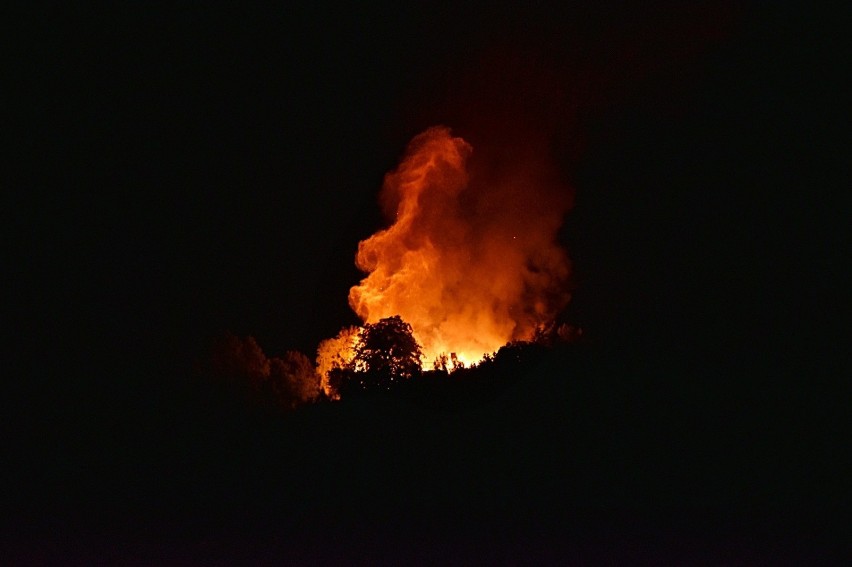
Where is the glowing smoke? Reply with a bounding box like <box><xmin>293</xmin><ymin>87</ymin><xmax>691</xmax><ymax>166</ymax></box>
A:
<box><xmin>347</xmin><ymin>125</ymin><xmax>572</xmax><ymax>366</ymax></box>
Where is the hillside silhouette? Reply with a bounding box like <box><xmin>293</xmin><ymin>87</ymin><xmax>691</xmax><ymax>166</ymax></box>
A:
<box><xmin>6</xmin><ymin>333</ymin><xmax>846</xmax><ymax>564</ymax></box>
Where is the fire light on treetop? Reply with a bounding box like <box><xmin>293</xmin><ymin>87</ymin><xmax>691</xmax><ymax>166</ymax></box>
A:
<box><xmin>347</xmin><ymin>125</ymin><xmax>572</xmax><ymax>366</ymax></box>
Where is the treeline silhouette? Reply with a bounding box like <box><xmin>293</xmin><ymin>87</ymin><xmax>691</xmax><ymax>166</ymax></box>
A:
<box><xmin>209</xmin><ymin>315</ymin><xmax>586</xmax><ymax>414</ymax></box>
<box><xmin>121</xmin><ymin>315</ymin><xmax>838</xmax><ymax>564</ymax></box>
<box><xmin>8</xmin><ymin>314</ymin><xmax>844</xmax><ymax>564</ymax></box>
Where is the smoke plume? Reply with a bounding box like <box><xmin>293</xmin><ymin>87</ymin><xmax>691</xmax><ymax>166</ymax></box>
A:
<box><xmin>348</xmin><ymin>126</ymin><xmax>572</xmax><ymax>366</ymax></box>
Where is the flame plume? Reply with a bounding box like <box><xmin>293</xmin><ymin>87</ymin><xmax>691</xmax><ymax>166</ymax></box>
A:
<box><xmin>348</xmin><ymin>126</ymin><xmax>572</xmax><ymax>366</ymax></box>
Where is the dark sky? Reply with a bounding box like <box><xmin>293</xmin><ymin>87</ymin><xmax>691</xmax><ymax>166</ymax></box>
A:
<box><xmin>8</xmin><ymin>2</ymin><xmax>845</xmax><ymax>406</ymax></box>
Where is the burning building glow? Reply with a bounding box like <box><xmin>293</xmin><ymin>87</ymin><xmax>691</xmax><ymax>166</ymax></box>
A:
<box><xmin>346</xmin><ymin>125</ymin><xmax>572</xmax><ymax>367</ymax></box>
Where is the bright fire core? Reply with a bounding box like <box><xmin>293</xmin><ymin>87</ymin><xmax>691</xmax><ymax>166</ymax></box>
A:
<box><xmin>346</xmin><ymin>126</ymin><xmax>572</xmax><ymax>367</ymax></box>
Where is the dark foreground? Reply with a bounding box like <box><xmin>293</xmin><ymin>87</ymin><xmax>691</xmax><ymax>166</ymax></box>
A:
<box><xmin>4</xmin><ymin>342</ymin><xmax>848</xmax><ymax>565</ymax></box>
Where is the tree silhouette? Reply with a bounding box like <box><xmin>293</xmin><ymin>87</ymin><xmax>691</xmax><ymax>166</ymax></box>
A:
<box><xmin>210</xmin><ymin>332</ymin><xmax>320</xmax><ymax>410</ymax></box>
<box><xmin>351</xmin><ymin>315</ymin><xmax>422</xmax><ymax>390</ymax></box>
<box><xmin>266</xmin><ymin>351</ymin><xmax>320</xmax><ymax>409</ymax></box>
<box><xmin>316</xmin><ymin>325</ymin><xmax>360</xmax><ymax>400</ymax></box>
<box><xmin>210</xmin><ymin>333</ymin><xmax>269</xmax><ymax>391</ymax></box>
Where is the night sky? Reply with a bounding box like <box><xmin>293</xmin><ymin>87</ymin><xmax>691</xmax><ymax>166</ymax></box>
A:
<box><xmin>6</xmin><ymin>2</ymin><xmax>848</xmax><ymax>562</ymax></box>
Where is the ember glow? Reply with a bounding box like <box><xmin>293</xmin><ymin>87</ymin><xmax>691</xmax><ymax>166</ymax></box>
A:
<box><xmin>316</xmin><ymin>326</ymin><xmax>360</xmax><ymax>397</ymax></box>
<box><xmin>347</xmin><ymin>126</ymin><xmax>572</xmax><ymax>367</ymax></box>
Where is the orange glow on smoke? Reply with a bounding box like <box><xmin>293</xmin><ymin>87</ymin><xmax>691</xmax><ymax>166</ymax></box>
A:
<box><xmin>347</xmin><ymin>126</ymin><xmax>571</xmax><ymax>367</ymax></box>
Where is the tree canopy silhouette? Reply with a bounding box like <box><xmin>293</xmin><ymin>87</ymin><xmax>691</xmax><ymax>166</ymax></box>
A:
<box><xmin>350</xmin><ymin>315</ymin><xmax>423</xmax><ymax>390</ymax></box>
<box><xmin>210</xmin><ymin>333</ymin><xmax>320</xmax><ymax>410</ymax></box>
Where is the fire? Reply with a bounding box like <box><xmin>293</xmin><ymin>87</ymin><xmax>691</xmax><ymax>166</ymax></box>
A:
<box><xmin>347</xmin><ymin>126</ymin><xmax>571</xmax><ymax>367</ymax></box>
<box><xmin>316</xmin><ymin>326</ymin><xmax>360</xmax><ymax>398</ymax></box>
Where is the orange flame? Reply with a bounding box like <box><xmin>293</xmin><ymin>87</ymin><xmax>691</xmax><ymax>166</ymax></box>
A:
<box><xmin>315</xmin><ymin>326</ymin><xmax>360</xmax><ymax>398</ymax></box>
<box><xmin>348</xmin><ymin>126</ymin><xmax>571</xmax><ymax>367</ymax></box>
